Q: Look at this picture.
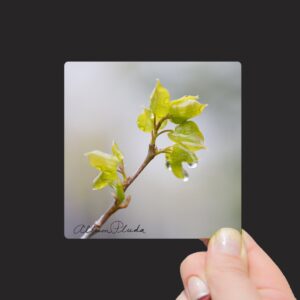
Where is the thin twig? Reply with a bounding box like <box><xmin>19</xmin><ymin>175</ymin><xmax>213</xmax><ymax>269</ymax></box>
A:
<box><xmin>155</xmin><ymin>116</ymin><xmax>169</xmax><ymax>132</ymax></box>
<box><xmin>81</xmin><ymin>116</ymin><xmax>169</xmax><ymax>239</ymax></box>
<box><xmin>123</xmin><ymin>144</ymin><xmax>156</xmax><ymax>191</ymax></box>
<box><xmin>155</xmin><ymin>149</ymin><xmax>169</xmax><ymax>155</ymax></box>
<box><xmin>156</xmin><ymin>129</ymin><xmax>172</xmax><ymax>137</ymax></box>
<box><xmin>80</xmin><ymin>203</ymin><xmax>118</xmax><ymax>239</ymax></box>
<box><xmin>81</xmin><ymin>196</ymin><xmax>131</xmax><ymax>239</ymax></box>
<box><xmin>81</xmin><ymin>143</ymin><xmax>156</xmax><ymax>239</ymax></box>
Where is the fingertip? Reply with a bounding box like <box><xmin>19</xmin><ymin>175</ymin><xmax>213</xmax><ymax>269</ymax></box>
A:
<box><xmin>180</xmin><ymin>252</ymin><xmax>206</xmax><ymax>281</ymax></box>
<box><xmin>204</xmin><ymin>228</ymin><xmax>259</xmax><ymax>299</ymax></box>
<box><xmin>241</xmin><ymin>229</ymin><xmax>295</xmax><ymax>297</ymax></box>
<box><xmin>242</xmin><ymin>229</ymin><xmax>258</xmax><ymax>252</ymax></box>
<box><xmin>180</xmin><ymin>252</ymin><xmax>208</xmax><ymax>299</ymax></box>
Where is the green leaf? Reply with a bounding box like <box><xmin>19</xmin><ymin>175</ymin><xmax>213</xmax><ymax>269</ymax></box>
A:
<box><xmin>150</xmin><ymin>79</ymin><xmax>170</xmax><ymax>118</ymax></box>
<box><xmin>112</xmin><ymin>141</ymin><xmax>124</xmax><ymax>162</ymax></box>
<box><xmin>168</xmin><ymin>121</ymin><xmax>206</xmax><ymax>151</ymax></box>
<box><xmin>113</xmin><ymin>182</ymin><xmax>125</xmax><ymax>204</ymax></box>
<box><xmin>169</xmin><ymin>96</ymin><xmax>207</xmax><ymax>124</ymax></box>
<box><xmin>137</xmin><ymin>108</ymin><xmax>154</xmax><ymax>132</ymax></box>
<box><xmin>92</xmin><ymin>171</ymin><xmax>118</xmax><ymax>190</ymax></box>
<box><xmin>165</xmin><ymin>144</ymin><xmax>198</xmax><ymax>179</ymax></box>
<box><xmin>85</xmin><ymin>150</ymin><xmax>119</xmax><ymax>172</ymax></box>
<box><xmin>85</xmin><ymin>150</ymin><xmax>119</xmax><ymax>190</ymax></box>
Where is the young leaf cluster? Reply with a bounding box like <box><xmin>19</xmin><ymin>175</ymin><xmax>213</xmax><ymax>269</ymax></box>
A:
<box><xmin>85</xmin><ymin>141</ymin><xmax>126</xmax><ymax>204</ymax></box>
<box><xmin>137</xmin><ymin>79</ymin><xmax>207</xmax><ymax>180</ymax></box>
<box><xmin>85</xmin><ymin>80</ymin><xmax>207</xmax><ymax>205</ymax></box>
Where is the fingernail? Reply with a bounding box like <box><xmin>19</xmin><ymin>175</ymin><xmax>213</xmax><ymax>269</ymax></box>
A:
<box><xmin>187</xmin><ymin>276</ymin><xmax>209</xmax><ymax>300</ymax></box>
<box><xmin>211</xmin><ymin>228</ymin><xmax>242</xmax><ymax>256</ymax></box>
<box><xmin>176</xmin><ymin>291</ymin><xmax>188</xmax><ymax>300</ymax></box>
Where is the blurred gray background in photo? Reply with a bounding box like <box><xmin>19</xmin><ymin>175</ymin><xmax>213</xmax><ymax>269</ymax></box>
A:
<box><xmin>64</xmin><ymin>62</ymin><xmax>241</xmax><ymax>238</ymax></box>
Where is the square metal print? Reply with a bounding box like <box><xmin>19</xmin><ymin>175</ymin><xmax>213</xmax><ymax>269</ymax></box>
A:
<box><xmin>64</xmin><ymin>62</ymin><xmax>241</xmax><ymax>239</ymax></box>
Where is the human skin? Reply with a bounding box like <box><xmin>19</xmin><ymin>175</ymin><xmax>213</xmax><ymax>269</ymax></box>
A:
<box><xmin>177</xmin><ymin>228</ymin><xmax>295</xmax><ymax>300</ymax></box>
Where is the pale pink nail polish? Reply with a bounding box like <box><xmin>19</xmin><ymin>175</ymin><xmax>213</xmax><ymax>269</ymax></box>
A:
<box><xmin>187</xmin><ymin>276</ymin><xmax>210</xmax><ymax>300</ymax></box>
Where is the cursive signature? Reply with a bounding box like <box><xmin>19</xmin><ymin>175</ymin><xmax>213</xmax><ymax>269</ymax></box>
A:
<box><xmin>73</xmin><ymin>220</ymin><xmax>146</xmax><ymax>235</ymax></box>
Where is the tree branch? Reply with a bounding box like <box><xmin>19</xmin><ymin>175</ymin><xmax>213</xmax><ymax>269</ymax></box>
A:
<box><xmin>81</xmin><ymin>116</ymin><xmax>169</xmax><ymax>239</ymax></box>
<box><xmin>156</xmin><ymin>129</ymin><xmax>172</xmax><ymax>137</ymax></box>
<box><xmin>155</xmin><ymin>116</ymin><xmax>169</xmax><ymax>132</ymax></box>
<box><xmin>81</xmin><ymin>196</ymin><xmax>131</xmax><ymax>239</ymax></box>
<box><xmin>81</xmin><ymin>143</ymin><xmax>156</xmax><ymax>239</ymax></box>
<box><xmin>123</xmin><ymin>144</ymin><xmax>156</xmax><ymax>191</ymax></box>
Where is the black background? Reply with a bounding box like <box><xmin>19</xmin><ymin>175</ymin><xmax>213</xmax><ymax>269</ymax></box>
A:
<box><xmin>3</xmin><ymin>3</ymin><xmax>299</xmax><ymax>299</ymax></box>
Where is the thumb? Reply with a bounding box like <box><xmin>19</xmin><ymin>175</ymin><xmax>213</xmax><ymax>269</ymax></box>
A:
<box><xmin>205</xmin><ymin>228</ymin><xmax>259</xmax><ymax>300</ymax></box>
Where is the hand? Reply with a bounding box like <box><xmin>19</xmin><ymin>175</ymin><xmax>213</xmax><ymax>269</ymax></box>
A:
<box><xmin>177</xmin><ymin>228</ymin><xmax>295</xmax><ymax>300</ymax></box>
